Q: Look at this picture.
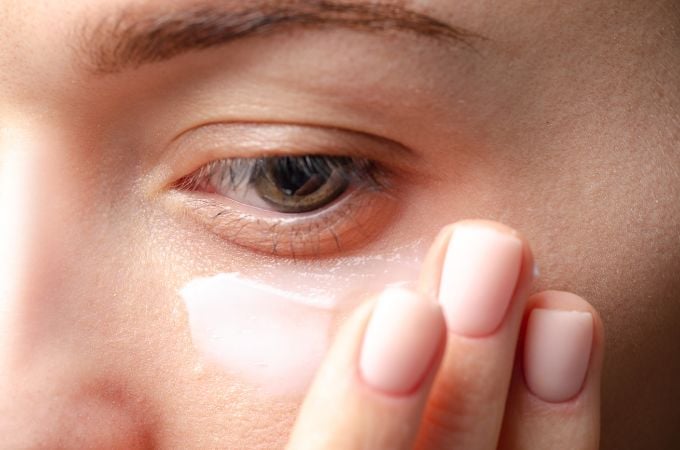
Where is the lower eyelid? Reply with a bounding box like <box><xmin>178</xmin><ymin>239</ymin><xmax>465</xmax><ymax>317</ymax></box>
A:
<box><xmin>168</xmin><ymin>187</ymin><xmax>398</xmax><ymax>258</ymax></box>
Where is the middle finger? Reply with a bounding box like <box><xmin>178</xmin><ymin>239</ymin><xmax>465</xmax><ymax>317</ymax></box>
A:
<box><xmin>415</xmin><ymin>220</ymin><xmax>535</xmax><ymax>450</ymax></box>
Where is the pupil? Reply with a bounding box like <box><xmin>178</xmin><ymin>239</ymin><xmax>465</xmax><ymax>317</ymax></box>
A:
<box><xmin>268</xmin><ymin>157</ymin><xmax>330</xmax><ymax>196</ymax></box>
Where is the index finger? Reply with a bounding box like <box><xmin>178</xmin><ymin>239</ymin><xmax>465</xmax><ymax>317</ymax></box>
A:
<box><xmin>287</xmin><ymin>287</ymin><xmax>446</xmax><ymax>450</ymax></box>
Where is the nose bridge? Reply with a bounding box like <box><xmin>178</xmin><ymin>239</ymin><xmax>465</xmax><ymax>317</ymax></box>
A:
<box><xmin>0</xmin><ymin>125</ymin><xmax>71</xmax><ymax>369</ymax></box>
<box><xmin>1</xmin><ymin>129</ymin><xmax>33</xmax><ymax>365</ymax></box>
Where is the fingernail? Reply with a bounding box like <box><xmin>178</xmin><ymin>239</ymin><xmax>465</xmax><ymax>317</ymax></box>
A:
<box><xmin>360</xmin><ymin>288</ymin><xmax>444</xmax><ymax>395</ymax></box>
<box><xmin>438</xmin><ymin>224</ymin><xmax>523</xmax><ymax>336</ymax></box>
<box><xmin>524</xmin><ymin>309</ymin><xmax>593</xmax><ymax>403</ymax></box>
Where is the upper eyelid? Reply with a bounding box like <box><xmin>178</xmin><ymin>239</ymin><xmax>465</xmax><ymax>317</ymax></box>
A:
<box><xmin>159</xmin><ymin>122</ymin><xmax>418</xmax><ymax>187</ymax></box>
<box><xmin>170</xmin><ymin>122</ymin><xmax>415</xmax><ymax>158</ymax></box>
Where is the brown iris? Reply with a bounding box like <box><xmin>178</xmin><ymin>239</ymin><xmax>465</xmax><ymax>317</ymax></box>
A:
<box><xmin>253</xmin><ymin>156</ymin><xmax>351</xmax><ymax>213</ymax></box>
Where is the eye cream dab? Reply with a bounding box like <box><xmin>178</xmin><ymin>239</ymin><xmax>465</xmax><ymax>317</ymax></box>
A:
<box><xmin>180</xmin><ymin>273</ymin><xmax>333</xmax><ymax>396</ymax></box>
<box><xmin>180</xmin><ymin>243</ymin><xmax>426</xmax><ymax>396</ymax></box>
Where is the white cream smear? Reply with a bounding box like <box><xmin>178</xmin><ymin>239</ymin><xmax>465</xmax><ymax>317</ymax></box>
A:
<box><xmin>181</xmin><ymin>273</ymin><xmax>333</xmax><ymax>396</ymax></box>
<box><xmin>180</xmin><ymin>242</ymin><xmax>425</xmax><ymax>396</ymax></box>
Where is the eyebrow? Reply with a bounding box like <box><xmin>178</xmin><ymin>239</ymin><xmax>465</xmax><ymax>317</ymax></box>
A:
<box><xmin>77</xmin><ymin>0</ymin><xmax>479</xmax><ymax>74</ymax></box>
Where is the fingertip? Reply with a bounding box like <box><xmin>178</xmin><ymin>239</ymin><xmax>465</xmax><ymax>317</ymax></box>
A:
<box><xmin>523</xmin><ymin>291</ymin><xmax>604</xmax><ymax>404</ymax></box>
<box><xmin>289</xmin><ymin>287</ymin><xmax>447</xmax><ymax>450</ymax></box>
<box><xmin>527</xmin><ymin>290</ymin><xmax>599</xmax><ymax>316</ymax></box>
<box><xmin>417</xmin><ymin>220</ymin><xmax>536</xmax><ymax>311</ymax></box>
<box><xmin>501</xmin><ymin>290</ymin><xmax>603</xmax><ymax>450</ymax></box>
<box><xmin>359</xmin><ymin>287</ymin><xmax>446</xmax><ymax>395</ymax></box>
<box><xmin>526</xmin><ymin>290</ymin><xmax>605</xmax><ymax>356</ymax></box>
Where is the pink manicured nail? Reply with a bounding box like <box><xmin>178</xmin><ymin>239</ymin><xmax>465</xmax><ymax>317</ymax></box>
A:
<box><xmin>360</xmin><ymin>288</ymin><xmax>444</xmax><ymax>395</ymax></box>
<box><xmin>438</xmin><ymin>225</ymin><xmax>523</xmax><ymax>336</ymax></box>
<box><xmin>524</xmin><ymin>309</ymin><xmax>593</xmax><ymax>403</ymax></box>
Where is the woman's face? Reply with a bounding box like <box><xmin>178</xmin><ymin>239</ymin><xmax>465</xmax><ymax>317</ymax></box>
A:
<box><xmin>1</xmin><ymin>0</ymin><xmax>679</xmax><ymax>448</ymax></box>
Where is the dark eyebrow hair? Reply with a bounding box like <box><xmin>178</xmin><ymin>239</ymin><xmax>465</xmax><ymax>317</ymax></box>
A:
<box><xmin>77</xmin><ymin>0</ymin><xmax>480</xmax><ymax>74</ymax></box>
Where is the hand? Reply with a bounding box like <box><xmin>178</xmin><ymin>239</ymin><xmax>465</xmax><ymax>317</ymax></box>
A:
<box><xmin>287</xmin><ymin>220</ymin><xmax>604</xmax><ymax>450</ymax></box>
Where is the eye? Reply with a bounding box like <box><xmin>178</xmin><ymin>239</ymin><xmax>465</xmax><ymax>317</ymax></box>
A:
<box><xmin>162</xmin><ymin>123</ymin><xmax>412</xmax><ymax>258</ymax></box>
<box><xmin>172</xmin><ymin>154</ymin><xmax>398</xmax><ymax>258</ymax></box>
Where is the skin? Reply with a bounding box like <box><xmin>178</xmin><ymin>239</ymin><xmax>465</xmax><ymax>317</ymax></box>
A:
<box><xmin>1</xmin><ymin>0</ymin><xmax>679</xmax><ymax>448</ymax></box>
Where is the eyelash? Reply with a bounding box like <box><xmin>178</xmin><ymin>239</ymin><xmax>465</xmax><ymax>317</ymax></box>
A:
<box><xmin>176</xmin><ymin>155</ymin><xmax>387</xmax><ymax>195</ymax></box>
<box><xmin>173</xmin><ymin>155</ymin><xmax>397</xmax><ymax>258</ymax></box>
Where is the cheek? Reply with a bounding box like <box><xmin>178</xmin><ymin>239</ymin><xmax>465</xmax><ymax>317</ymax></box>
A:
<box><xmin>114</xmin><ymin>204</ymin><xmax>429</xmax><ymax>444</ymax></box>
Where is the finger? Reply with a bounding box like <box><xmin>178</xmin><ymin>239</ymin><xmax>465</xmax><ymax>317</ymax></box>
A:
<box><xmin>287</xmin><ymin>287</ymin><xmax>446</xmax><ymax>450</ymax></box>
<box><xmin>415</xmin><ymin>220</ymin><xmax>535</xmax><ymax>449</ymax></box>
<box><xmin>499</xmin><ymin>291</ymin><xmax>604</xmax><ymax>450</ymax></box>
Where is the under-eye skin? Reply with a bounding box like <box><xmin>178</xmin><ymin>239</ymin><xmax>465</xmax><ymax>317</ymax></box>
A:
<box><xmin>172</xmin><ymin>154</ymin><xmax>398</xmax><ymax>258</ymax></box>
